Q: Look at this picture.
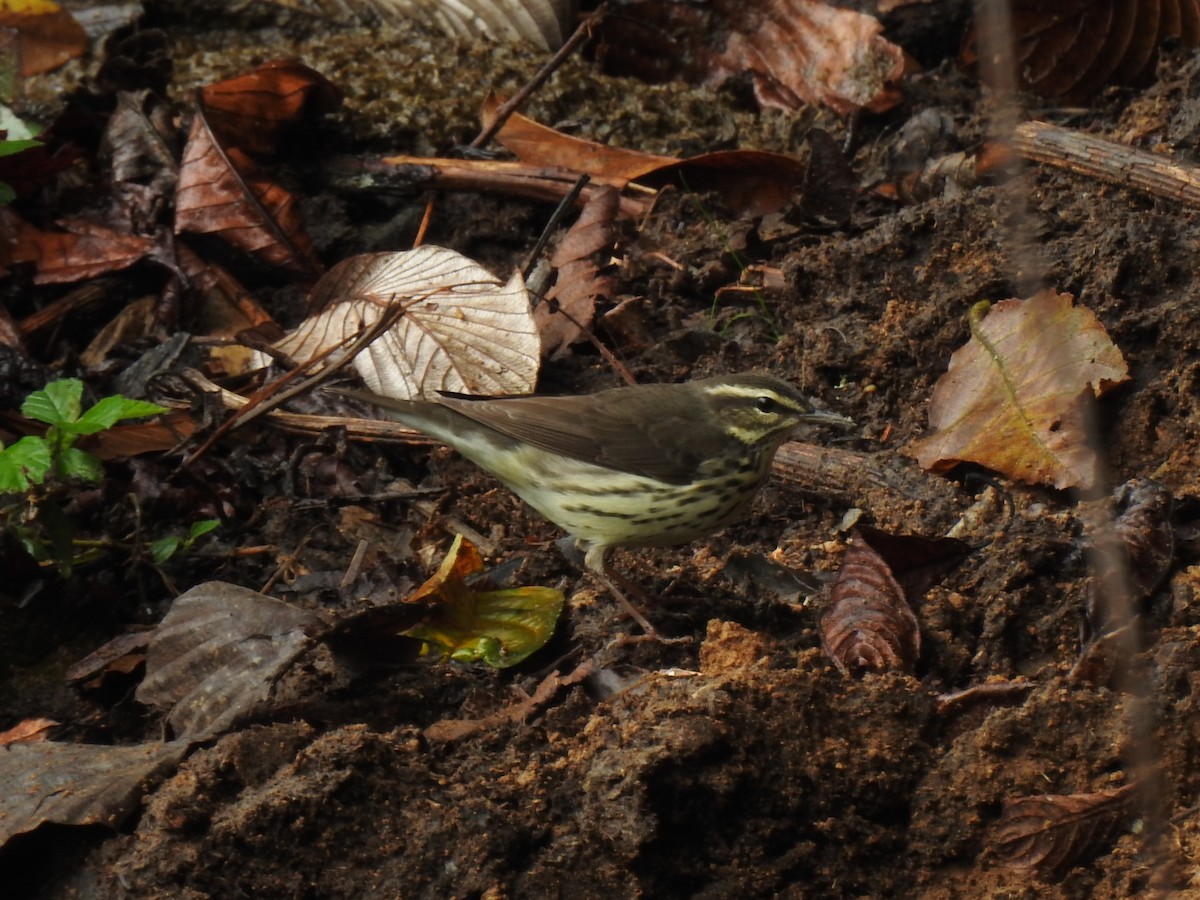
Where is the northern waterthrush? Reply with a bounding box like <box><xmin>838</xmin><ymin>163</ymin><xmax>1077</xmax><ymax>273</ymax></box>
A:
<box><xmin>337</xmin><ymin>373</ymin><xmax>852</xmax><ymax>633</ymax></box>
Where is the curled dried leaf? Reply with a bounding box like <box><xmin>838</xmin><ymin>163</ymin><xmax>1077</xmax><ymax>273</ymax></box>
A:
<box><xmin>992</xmin><ymin>782</ymin><xmax>1138</xmax><ymax>875</ymax></box>
<box><xmin>820</xmin><ymin>531</ymin><xmax>920</xmax><ymax>675</ymax></box>
<box><xmin>965</xmin><ymin>1</ymin><xmax>1200</xmax><ymax>100</ymax></box>
<box><xmin>538</xmin><ymin>185</ymin><xmax>621</xmax><ymax>357</ymax></box>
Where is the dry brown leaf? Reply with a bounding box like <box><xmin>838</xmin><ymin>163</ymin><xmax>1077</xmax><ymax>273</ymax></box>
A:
<box><xmin>993</xmin><ymin>782</ymin><xmax>1138</xmax><ymax>873</ymax></box>
<box><xmin>135</xmin><ymin>582</ymin><xmax>321</xmax><ymax>741</ymax></box>
<box><xmin>484</xmin><ymin>96</ymin><xmax>813</xmax><ymax>216</ymax></box>
<box><xmin>0</xmin><ymin>0</ymin><xmax>87</xmax><ymax>76</ymax></box>
<box><xmin>709</xmin><ymin>0</ymin><xmax>905</xmax><ymax>115</ymax></box>
<box><xmin>965</xmin><ymin>1</ymin><xmax>1200</xmax><ymax>100</ymax></box>
<box><xmin>174</xmin><ymin>110</ymin><xmax>322</xmax><ymax>279</ymax></box>
<box><xmin>261</xmin><ymin>246</ymin><xmax>539</xmax><ymax>399</ymax></box>
<box><xmin>101</xmin><ymin>90</ymin><xmax>178</xmax><ymax>198</ymax></box>
<box><xmin>907</xmin><ymin>290</ymin><xmax>1130</xmax><ymax>491</ymax></box>
<box><xmin>0</xmin><ymin>717</ymin><xmax>57</xmax><ymax>745</ymax></box>
<box><xmin>0</xmin><ymin>739</ymin><xmax>189</xmax><ymax>843</ymax></box>
<box><xmin>84</xmin><ymin>411</ymin><xmax>198</xmax><ymax>459</ymax></box>
<box><xmin>4</xmin><ymin>210</ymin><xmax>157</xmax><ymax>285</ymax></box>
<box><xmin>482</xmin><ymin>92</ymin><xmax>675</xmax><ymax>183</ymax></box>
<box><xmin>200</xmin><ymin>59</ymin><xmax>342</xmax><ymax>157</ymax></box>
<box><xmin>538</xmin><ymin>185</ymin><xmax>620</xmax><ymax>357</ymax></box>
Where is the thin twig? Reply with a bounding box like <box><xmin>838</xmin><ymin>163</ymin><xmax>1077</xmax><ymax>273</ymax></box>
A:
<box><xmin>470</xmin><ymin>2</ymin><xmax>610</xmax><ymax>151</ymax></box>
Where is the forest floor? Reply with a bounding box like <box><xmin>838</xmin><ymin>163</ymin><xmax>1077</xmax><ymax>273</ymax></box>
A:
<box><xmin>2</xmin><ymin>1</ymin><xmax>1199</xmax><ymax>897</ymax></box>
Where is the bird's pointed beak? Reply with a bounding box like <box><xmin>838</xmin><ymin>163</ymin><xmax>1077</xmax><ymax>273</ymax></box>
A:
<box><xmin>800</xmin><ymin>408</ymin><xmax>857</xmax><ymax>429</ymax></box>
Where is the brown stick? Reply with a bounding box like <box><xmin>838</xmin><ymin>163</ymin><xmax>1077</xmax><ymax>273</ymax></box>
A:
<box><xmin>328</xmin><ymin>155</ymin><xmax>652</xmax><ymax>220</ymax></box>
<box><xmin>771</xmin><ymin>440</ymin><xmax>964</xmax><ymax>530</ymax></box>
<box><xmin>1012</xmin><ymin>120</ymin><xmax>1200</xmax><ymax>207</ymax></box>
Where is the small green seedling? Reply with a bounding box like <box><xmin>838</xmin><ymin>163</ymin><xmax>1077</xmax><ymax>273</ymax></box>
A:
<box><xmin>0</xmin><ymin>378</ymin><xmax>171</xmax><ymax>575</ymax></box>
<box><xmin>0</xmin><ymin>378</ymin><xmax>166</xmax><ymax>492</ymax></box>
<box><xmin>149</xmin><ymin>519</ymin><xmax>221</xmax><ymax>566</ymax></box>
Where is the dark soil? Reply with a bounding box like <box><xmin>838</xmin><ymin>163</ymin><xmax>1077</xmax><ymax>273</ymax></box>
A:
<box><xmin>2</xmin><ymin>2</ymin><xmax>1200</xmax><ymax>898</ymax></box>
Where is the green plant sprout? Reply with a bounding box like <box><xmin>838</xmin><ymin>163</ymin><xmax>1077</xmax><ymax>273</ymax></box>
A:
<box><xmin>0</xmin><ymin>379</ymin><xmax>217</xmax><ymax>577</ymax></box>
<box><xmin>0</xmin><ymin>378</ymin><xmax>167</xmax><ymax>492</ymax></box>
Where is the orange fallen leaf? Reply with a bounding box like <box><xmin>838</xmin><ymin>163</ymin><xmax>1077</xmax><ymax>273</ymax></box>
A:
<box><xmin>0</xmin><ymin>717</ymin><xmax>57</xmax><ymax>745</ymax></box>
<box><xmin>174</xmin><ymin>109</ymin><xmax>322</xmax><ymax>279</ymax></box>
<box><xmin>3</xmin><ymin>210</ymin><xmax>157</xmax><ymax>284</ymax></box>
<box><xmin>907</xmin><ymin>290</ymin><xmax>1129</xmax><ymax>490</ymax></box>
<box><xmin>0</xmin><ymin>0</ymin><xmax>86</xmax><ymax>76</ymax></box>
<box><xmin>200</xmin><ymin>59</ymin><xmax>342</xmax><ymax>157</ymax></box>
<box><xmin>483</xmin><ymin>95</ymin><xmax>814</xmax><ymax>216</ymax></box>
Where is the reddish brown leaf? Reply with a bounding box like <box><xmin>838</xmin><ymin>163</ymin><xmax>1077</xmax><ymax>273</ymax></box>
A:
<box><xmin>482</xmin><ymin>92</ymin><xmax>675</xmax><ymax>183</ymax></box>
<box><xmin>593</xmin><ymin>0</ymin><xmax>904</xmax><ymax>115</ymax></box>
<box><xmin>174</xmin><ymin>110</ymin><xmax>322</xmax><ymax>279</ymax></box>
<box><xmin>538</xmin><ymin>185</ymin><xmax>621</xmax><ymax>357</ymax></box>
<box><xmin>84</xmin><ymin>412</ymin><xmax>198</xmax><ymax>459</ymax></box>
<box><xmin>708</xmin><ymin>0</ymin><xmax>905</xmax><ymax>115</ymax></box>
<box><xmin>484</xmin><ymin>97</ymin><xmax>814</xmax><ymax>217</ymax></box>
<box><xmin>820</xmin><ymin>530</ymin><xmax>921</xmax><ymax>675</ymax></box>
<box><xmin>907</xmin><ymin>290</ymin><xmax>1130</xmax><ymax>491</ymax></box>
<box><xmin>200</xmin><ymin>59</ymin><xmax>342</xmax><ymax>157</ymax></box>
<box><xmin>0</xmin><ymin>0</ymin><xmax>87</xmax><ymax>76</ymax></box>
<box><xmin>993</xmin><ymin>782</ymin><xmax>1138</xmax><ymax>874</ymax></box>
<box><xmin>3</xmin><ymin>209</ymin><xmax>156</xmax><ymax>285</ymax></box>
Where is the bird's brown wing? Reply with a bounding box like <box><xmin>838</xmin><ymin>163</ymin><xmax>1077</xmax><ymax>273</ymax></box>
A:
<box><xmin>436</xmin><ymin>384</ymin><xmax>728</xmax><ymax>485</ymax></box>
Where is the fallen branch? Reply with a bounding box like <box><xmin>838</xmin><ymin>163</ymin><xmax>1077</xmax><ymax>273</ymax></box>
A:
<box><xmin>1012</xmin><ymin>120</ymin><xmax>1200</xmax><ymax>208</ymax></box>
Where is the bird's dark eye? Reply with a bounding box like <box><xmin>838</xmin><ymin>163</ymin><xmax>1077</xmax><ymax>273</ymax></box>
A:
<box><xmin>755</xmin><ymin>396</ymin><xmax>776</xmax><ymax>413</ymax></box>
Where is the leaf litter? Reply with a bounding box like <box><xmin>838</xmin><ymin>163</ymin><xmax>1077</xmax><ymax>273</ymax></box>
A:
<box><xmin>1</xmin><ymin>2</ymin><xmax>1199</xmax><ymax>898</ymax></box>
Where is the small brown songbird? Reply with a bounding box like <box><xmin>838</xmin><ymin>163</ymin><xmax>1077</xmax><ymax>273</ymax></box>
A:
<box><xmin>338</xmin><ymin>373</ymin><xmax>852</xmax><ymax>634</ymax></box>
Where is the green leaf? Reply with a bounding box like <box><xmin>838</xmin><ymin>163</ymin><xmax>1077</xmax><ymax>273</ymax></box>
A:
<box><xmin>56</xmin><ymin>446</ymin><xmax>105</xmax><ymax>483</ymax></box>
<box><xmin>149</xmin><ymin>536</ymin><xmax>183</xmax><ymax>566</ymax></box>
<box><xmin>72</xmin><ymin>395</ymin><xmax>167</xmax><ymax>435</ymax></box>
<box><xmin>0</xmin><ymin>138</ymin><xmax>40</xmax><ymax>158</ymax></box>
<box><xmin>187</xmin><ymin>519</ymin><xmax>220</xmax><ymax>542</ymax></box>
<box><xmin>22</xmin><ymin>379</ymin><xmax>83</xmax><ymax>427</ymax></box>
<box><xmin>404</xmin><ymin>585</ymin><xmax>565</xmax><ymax>669</ymax></box>
<box><xmin>0</xmin><ymin>435</ymin><xmax>53</xmax><ymax>492</ymax></box>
